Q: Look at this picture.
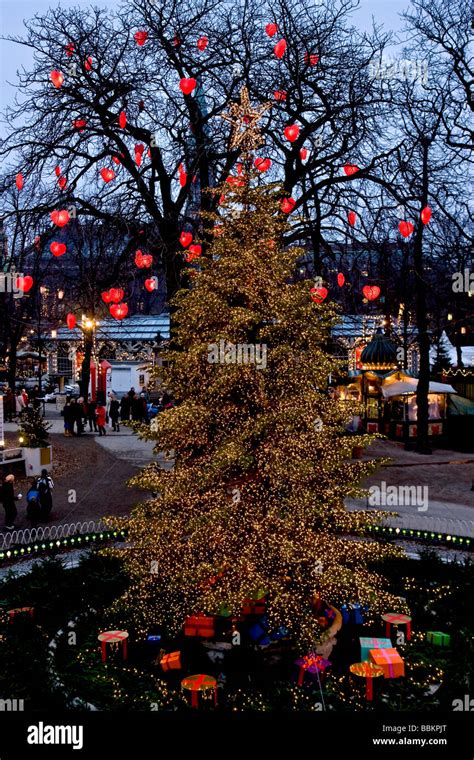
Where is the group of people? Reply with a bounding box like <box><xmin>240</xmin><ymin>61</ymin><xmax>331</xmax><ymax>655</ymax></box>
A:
<box><xmin>3</xmin><ymin>385</ymin><xmax>42</xmax><ymax>422</ymax></box>
<box><xmin>1</xmin><ymin>469</ymin><xmax>54</xmax><ymax>531</ymax></box>
<box><xmin>60</xmin><ymin>387</ymin><xmax>158</xmax><ymax>437</ymax></box>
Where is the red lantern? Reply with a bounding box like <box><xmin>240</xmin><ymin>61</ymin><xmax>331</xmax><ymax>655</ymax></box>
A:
<box><xmin>101</xmin><ymin>290</ymin><xmax>112</xmax><ymax>304</ymax></box>
<box><xmin>15</xmin><ymin>173</ymin><xmax>24</xmax><ymax>191</ymax></box>
<box><xmin>310</xmin><ymin>286</ymin><xmax>328</xmax><ymax>303</ymax></box>
<box><xmin>398</xmin><ymin>220</ymin><xmax>414</xmax><ymax>238</ymax></box>
<box><xmin>304</xmin><ymin>53</ymin><xmax>319</xmax><ymax>66</ymax></box>
<box><xmin>16</xmin><ymin>275</ymin><xmax>34</xmax><ymax>293</ymax></box>
<box><xmin>274</xmin><ymin>90</ymin><xmax>287</xmax><ymax>101</ymax></box>
<box><xmin>300</xmin><ymin>148</ymin><xmax>308</xmax><ymax>161</ymax></box>
<box><xmin>134</xmin><ymin>30</ymin><xmax>148</xmax><ymax>46</ymax></box>
<box><xmin>421</xmin><ymin>206</ymin><xmax>432</xmax><ymax>225</ymax></box>
<box><xmin>135</xmin><ymin>151</ymin><xmax>142</xmax><ymax>167</ymax></box>
<box><xmin>180</xmin><ymin>232</ymin><xmax>192</xmax><ymax>248</ymax></box>
<box><xmin>50</xmin><ymin>70</ymin><xmax>64</xmax><ymax>88</ymax></box>
<box><xmin>111</xmin><ymin>156</ymin><xmax>121</xmax><ymax>165</ymax></box>
<box><xmin>347</xmin><ymin>210</ymin><xmax>357</xmax><ymax>227</ymax></box>
<box><xmin>363</xmin><ymin>285</ymin><xmax>381</xmax><ymax>301</ymax></box>
<box><xmin>144</xmin><ymin>278</ymin><xmax>157</xmax><ymax>292</ymax></box>
<box><xmin>337</xmin><ymin>273</ymin><xmax>345</xmax><ymax>287</ymax></box>
<box><xmin>265</xmin><ymin>23</ymin><xmax>278</xmax><ymax>37</ymax></box>
<box><xmin>187</xmin><ymin>244</ymin><xmax>202</xmax><ymax>257</ymax></box>
<box><xmin>73</xmin><ymin>119</ymin><xmax>86</xmax><ymax>131</ymax></box>
<box><xmin>55</xmin><ymin>166</ymin><xmax>61</xmax><ymax>177</ymax></box>
<box><xmin>179</xmin><ymin>169</ymin><xmax>187</xmax><ymax>187</ymax></box>
<box><xmin>50</xmin><ymin>242</ymin><xmax>66</xmax><ymax>257</ymax></box>
<box><xmin>84</xmin><ymin>56</ymin><xmax>93</xmax><ymax>71</ymax></box>
<box><xmin>179</xmin><ymin>78</ymin><xmax>197</xmax><ymax>95</ymax></box>
<box><xmin>274</xmin><ymin>39</ymin><xmax>287</xmax><ymax>59</ymax></box>
<box><xmin>65</xmin><ymin>43</ymin><xmax>75</xmax><ymax>57</ymax></box>
<box><xmin>110</xmin><ymin>303</ymin><xmax>128</xmax><ymax>320</ymax></box>
<box><xmin>109</xmin><ymin>287</ymin><xmax>125</xmax><ymax>303</ymax></box>
<box><xmin>343</xmin><ymin>163</ymin><xmax>359</xmax><ymax>176</ymax></box>
<box><xmin>254</xmin><ymin>157</ymin><xmax>271</xmax><ymax>172</ymax></box>
<box><xmin>50</xmin><ymin>210</ymin><xmax>70</xmax><ymax>227</ymax></box>
<box><xmin>66</xmin><ymin>313</ymin><xmax>76</xmax><ymax>329</ymax></box>
<box><xmin>119</xmin><ymin>111</ymin><xmax>127</xmax><ymax>129</ymax></box>
<box><xmin>100</xmin><ymin>168</ymin><xmax>115</xmax><ymax>183</ymax></box>
<box><xmin>197</xmin><ymin>36</ymin><xmax>208</xmax><ymax>51</ymax></box>
<box><xmin>58</xmin><ymin>176</ymin><xmax>67</xmax><ymax>190</ymax></box>
<box><xmin>284</xmin><ymin>125</ymin><xmax>299</xmax><ymax>143</ymax></box>
<box><xmin>280</xmin><ymin>197</ymin><xmax>296</xmax><ymax>214</ymax></box>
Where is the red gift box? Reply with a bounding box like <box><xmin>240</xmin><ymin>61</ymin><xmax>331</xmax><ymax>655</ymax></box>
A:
<box><xmin>241</xmin><ymin>598</ymin><xmax>266</xmax><ymax>616</ymax></box>
<box><xmin>184</xmin><ymin>616</ymin><xmax>215</xmax><ymax>637</ymax></box>
<box><xmin>160</xmin><ymin>651</ymin><xmax>181</xmax><ymax>671</ymax></box>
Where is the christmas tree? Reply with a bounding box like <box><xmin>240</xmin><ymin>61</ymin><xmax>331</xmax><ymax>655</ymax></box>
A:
<box><xmin>108</xmin><ymin>91</ymin><xmax>405</xmax><ymax>647</ymax></box>
<box><xmin>18</xmin><ymin>408</ymin><xmax>51</xmax><ymax>448</ymax></box>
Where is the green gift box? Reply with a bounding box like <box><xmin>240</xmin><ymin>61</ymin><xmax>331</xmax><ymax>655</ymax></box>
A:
<box><xmin>426</xmin><ymin>631</ymin><xmax>450</xmax><ymax>646</ymax></box>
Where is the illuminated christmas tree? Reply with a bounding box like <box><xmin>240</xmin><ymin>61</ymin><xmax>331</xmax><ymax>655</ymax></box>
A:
<box><xmin>108</xmin><ymin>92</ymin><xmax>405</xmax><ymax>647</ymax></box>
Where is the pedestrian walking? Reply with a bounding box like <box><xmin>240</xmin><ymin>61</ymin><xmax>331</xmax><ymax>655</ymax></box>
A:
<box><xmin>109</xmin><ymin>393</ymin><xmax>121</xmax><ymax>432</ymax></box>
<box><xmin>37</xmin><ymin>469</ymin><xmax>54</xmax><ymax>520</ymax></box>
<box><xmin>4</xmin><ymin>388</ymin><xmax>14</xmax><ymax>422</ymax></box>
<box><xmin>62</xmin><ymin>398</ymin><xmax>74</xmax><ymax>436</ymax></box>
<box><xmin>120</xmin><ymin>394</ymin><xmax>131</xmax><ymax>422</ymax></box>
<box><xmin>1</xmin><ymin>474</ymin><xmax>22</xmax><ymax>530</ymax></box>
<box><xmin>96</xmin><ymin>401</ymin><xmax>107</xmax><ymax>436</ymax></box>
<box><xmin>15</xmin><ymin>390</ymin><xmax>26</xmax><ymax>418</ymax></box>
<box><xmin>74</xmin><ymin>397</ymin><xmax>85</xmax><ymax>435</ymax></box>
<box><xmin>26</xmin><ymin>479</ymin><xmax>41</xmax><ymax>528</ymax></box>
<box><xmin>86</xmin><ymin>396</ymin><xmax>98</xmax><ymax>432</ymax></box>
<box><xmin>21</xmin><ymin>388</ymin><xmax>29</xmax><ymax>408</ymax></box>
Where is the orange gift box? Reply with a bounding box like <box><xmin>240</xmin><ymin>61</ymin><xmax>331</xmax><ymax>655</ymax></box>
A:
<box><xmin>242</xmin><ymin>598</ymin><xmax>266</xmax><ymax>616</ymax></box>
<box><xmin>160</xmin><ymin>651</ymin><xmax>181</xmax><ymax>671</ymax></box>
<box><xmin>369</xmin><ymin>648</ymin><xmax>405</xmax><ymax>679</ymax></box>
<box><xmin>183</xmin><ymin>616</ymin><xmax>215</xmax><ymax>637</ymax></box>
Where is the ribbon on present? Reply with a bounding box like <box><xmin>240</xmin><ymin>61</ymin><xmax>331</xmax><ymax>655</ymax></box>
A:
<box><xmin>295</xmin><ymin>654</ymin><xmax>331</xmax><ymax>686</ymax></box>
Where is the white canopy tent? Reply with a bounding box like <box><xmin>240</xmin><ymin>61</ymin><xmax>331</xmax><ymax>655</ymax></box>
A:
<box><xmin>381</xmin><ymin>380</ymin><xmax>457</xmax><ymax>398</ymax></box>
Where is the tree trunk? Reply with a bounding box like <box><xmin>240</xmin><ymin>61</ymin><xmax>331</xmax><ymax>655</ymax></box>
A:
<box><xmin>80</xmin><ymin>333</ymin><xmax>93</xmax><ymax>400</ymax></box>
<box><xmin>414</xmin><ymin>140</ymin><xmax>432</xmax><ymax>455</ymax></box>
<box><xmin>7</xmin><ymin>342</ymin><xmax>18</xmax><ymax>391</ymax></box>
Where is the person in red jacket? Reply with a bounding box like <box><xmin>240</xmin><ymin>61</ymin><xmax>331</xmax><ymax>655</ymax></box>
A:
<box><xmin>95</xmin><ymin>402</ymin><xmax>107</xmax><ymax>436</ymax></box>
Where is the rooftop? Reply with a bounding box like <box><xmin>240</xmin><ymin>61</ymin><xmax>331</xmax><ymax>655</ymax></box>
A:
<box><xmin>49</xmin><ymin>314</ymin><xmax>171</xmax><ymax>342</ymax></box>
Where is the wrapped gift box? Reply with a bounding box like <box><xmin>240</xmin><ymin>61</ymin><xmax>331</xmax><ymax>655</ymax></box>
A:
<box><xmin>184</xmin><ymin>615</ymin><xmax>215</xmax><ymax>637</ymax></box>
<box><xmin>426</xmin><ymin>631</ymin><xmax>450</xmax><ymax>646</ymax></box>
<box><xmin>360</xmin><ymin>637</ymin><xmax>392</xmax><ymax>662</ymax></box>
<box><xmin>160</xmin><ymin>651</ymin><xmax>181</xmax><ymax>671</ymax></box>
<box><xmin>295</xmin><ymin>654</ymin><xmax>331</xmax><ymax>686</ymax></box>
<box><xmin>341</xmin><ymin>603</ymin><xmax>367</xmax><ymax>625</ymax></box>
<box><xmin>369</xmin><ymin>648</ymin><xmax>405</xmax><ymax>679</ymax></box>
<box><xmin>242</xmin><ymin>598</ymin><xmax>266</xmax><ymax>616</ymax></box>
<box><xmin>248</xmin><ymin>616</ymin><xmax>288</xmax><ymax>645</ymax></box>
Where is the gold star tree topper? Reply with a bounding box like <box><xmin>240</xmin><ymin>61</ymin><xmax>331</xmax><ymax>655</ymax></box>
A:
<box><xmin>221</xmin><ymin>86</ymin><xmax>272</xmax><ymax>154</ymax></box>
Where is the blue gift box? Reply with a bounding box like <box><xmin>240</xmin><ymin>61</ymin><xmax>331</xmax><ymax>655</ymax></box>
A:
<box><xmin>248</xmin><ymin>616</ymin><xmax>289</xmax><ymax>645</ymax></box>
<box><xmin>341</xmin><ymin>603</ymin><xmax>368</xmax><ymax>625</ymax></box>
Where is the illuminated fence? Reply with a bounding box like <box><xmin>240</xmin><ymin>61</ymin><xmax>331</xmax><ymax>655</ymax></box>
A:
<box><xmin>0</xmin><ymin>520</ymin><xmax>127</xmax><ymax>562</ymax></box>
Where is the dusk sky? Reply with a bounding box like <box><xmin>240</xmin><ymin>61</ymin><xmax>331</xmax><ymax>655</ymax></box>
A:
<box><xmin>1</xmin><ymin>0</ymin><xmax>410</xmax><ymax>113</ymax></box>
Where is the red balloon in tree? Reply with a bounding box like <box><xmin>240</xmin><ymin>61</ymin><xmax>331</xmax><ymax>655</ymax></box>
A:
<box><xmin>50</xmin><ymin>70</ymin><xmax>64</xmax><ymax>88</ymax></box>
<box><xmin>50</xmin><ymin>242</ymin><xmax>67</xmax><ymax>257</ymax></box>
<box><xmin>280</xmin><ymin>197</ymin><xmax>296</xmax><ymax>214</ymax></box>
<box><xmin>135</xmin><ymin>250</ymin><xmax>153</xmax><ymax>268</ymax></box>
<box><xmin>101</xmin><ymin>290</ymin><xmax>112</xmax><ymax>304</ymax></box>
<box><xmin>347</xmin><ymin>210</ymin><xmax>357</xmax><ymax>227</ymax></box>
<box><xmin>109</xmin><ymin>287</ymin><xmax>125</xmax><ymax>303</ymax></box>
<box><xmin>343</xmin><ymin>163</ymin><xmax>359</xmax><ymax>176</ymax></box>
<box><xmin>100</xmin><ymin>168</ymin><xmax>115</xmax><ymax>183</ymax></box>
<box><xmin>284</xmin><ymin>125</ymin><xmax>299</xmax><ymax>142</ymax></box>
<box><xmin>16</xmin><ymin>275</ymin><xmax>34</xmax><ymax>293</ymax></box>
<box><xmin>65</xmin><ymin>43</ymin><xmax>75</xmax><ymax>57</ymax></box>
<box><xmin>180</xmin><ymin>231</ymin><xmax>192</xmax><ymax>248</ymax></box>
<box><xmin>134</xmin><ymin>30</ymin><xmax>148</xmax><ymax>46</ymax></box>
<box><xmin>15</xmin><ymin>174</ymin><xmax>24</xmax><ymax>190</ymax></box>
<box><xmin>421</xmin><ymin>206</ymin><xmax>432</xmax><ymax>225</ymax></box>
<box><xmin>110</xmin><ymin>303</ymin><xmax>128</xmax><ymax>320</ymax></box>
<box><xmin>73</xmin><ymin>119</ymin><xmax>86</xmax><ymax>131</ymax></box>
<box><xmin>50</xmin><ymin>210</ymin><xmax>70</xmax><ymax>227</ymax></box>
<box><xmin>398</xmin><ymin>221</ymin><xmax>414</xmax><ymax>238</ymax></box>
<box><xmin>55</xmin><ymin>166</ymin><xmax>61</xmax><ymax>177</ymax></box>
<box><xmin>265</xmin><ymin>23</ymin><xmax>278</xmax><ymax>37</ymax></box>
<box><xmin>197</xmin><ymin>36</ymin><xmax>208</xmax><ymax>51</ymax></box>
<box><xmin>363</xmin><ymin>285</ymin><xmax>381</xmax><ymax>301</ymax></box>
<box><xmin>274</xmin><ymin>39</ymin><xmax>287</xmax><ymax>58</ymax></box>
<box><xmin>274</xmin><ymin>90</ymin><xmax>287</xmax><ymax>101</ymax></box>
<box><xmin>337</xmin><ymin>273</ymin><xmax>345</xmax><ymax>287</ymax></box>
<box><xmin>144</xmin><ymin>278</ymin><xmax>157</xmax><ymax>292</ymax></box>
<box><xmin>300</xmin><ymin>148</ymin><xmax>308</xmax><ymax>161</ymax></box>
<box><xmin>66</xmin><ymin>313</ymin><xmax>76</xmax><ymax>329</ymax></box>
<box><xmin>58</xmin><ymin>176</ymin><xmax>67</xmax><ymax>190</ymax></box>
<box><xmin>254</xmin><ymin>157</ymin><xmax>271</xmax><ymax>172</ymax></box>
<box><xmin>84</xmin><ymin>57</ymin><xmax>93</xmax><ymax>71</ymax></box>
<box><xmin>187</xmin><ymin>244</ymin><xmax>202</xmax><ymax>257</ymax></box>
<box><xmin>179</xmin><ymin>78</ymin><xmax>197</xmax><ymax>95</ymax></box>
<box><xmin>119</xmin><ymin>111</ymin><xmax>127</xmax><ymax>129</ymax></box>
<box><xmin>310</xmin><ymin>286</ymin><xmax>328</xmax><ymax>303</ymax></box>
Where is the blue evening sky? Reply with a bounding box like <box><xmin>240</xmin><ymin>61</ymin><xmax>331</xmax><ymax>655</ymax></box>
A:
<box><xmin>1</xmin><ymin>0</ymin><xmax>410</xmax><ymax>113</ymax></box>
